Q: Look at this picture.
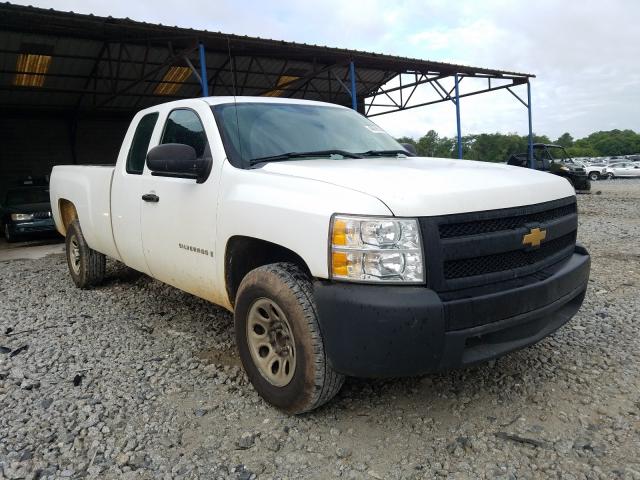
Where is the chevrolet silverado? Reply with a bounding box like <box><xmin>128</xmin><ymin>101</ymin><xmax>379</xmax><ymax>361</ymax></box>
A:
<box><xmin>50</xmin><ymin>97</ymin><xmax>590</xmax><ymax>413</ymax></box>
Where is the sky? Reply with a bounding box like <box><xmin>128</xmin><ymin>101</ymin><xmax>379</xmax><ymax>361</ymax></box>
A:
<box><xmin>14</xmin><ymin>0</ymin><xmax>640</xmax><ymax>141</ymax></box>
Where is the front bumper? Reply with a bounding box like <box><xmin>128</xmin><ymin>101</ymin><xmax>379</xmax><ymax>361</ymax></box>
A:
<box><xmin>7</xmin><ymin>219</ymin><xmax>57</xmax><ymax>236</ymax></box>
<box><xmin>314</xmin><ymin>247</ymin><xmax>590</xmax><ymax>377</ymax></box>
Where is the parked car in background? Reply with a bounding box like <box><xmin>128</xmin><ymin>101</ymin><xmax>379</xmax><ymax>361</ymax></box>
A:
<box><xmin>560</xmin><ymin>158</ymin><xmax>606</xmax><ymax>181</ymax></box>
<box><xmin>1</xmin><ymin>186</ymin><xmax>57</xmax><ymax>242</ymax></box>
<box><xmin>507</xmin><ymin>144</ymin><xmax>590</xmax><ymax>190</ymax></box>
<box><xmin>605</xmin><ymin>162</ymin><xmax>640</xmax><ymax>179</ymax></box>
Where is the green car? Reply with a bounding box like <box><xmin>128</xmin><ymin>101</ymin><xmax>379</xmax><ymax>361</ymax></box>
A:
<box><xmin>507</xmin><ymin>144</ymin><xmax>591</xmax><ymax>191</ymax></box>
<box><xmin>1</xmin><ymin>186</ymin><xmax>57</xmax><ymax>242</ymax></box>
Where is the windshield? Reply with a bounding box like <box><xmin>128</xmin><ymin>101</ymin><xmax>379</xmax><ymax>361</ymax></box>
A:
<box><xmin>5</xmin><ymin>187</ymin><xmax>50</xmax><ymax>206</ymax></box>
<box><xmin>212</xmin><ymin>102</ymin><xmax>404</xmax><ymax>167</ymax></box>
<box><xmin>546</xmin><ymin>146</ymin><xmax>569</xmax><ymax>162</ymax></box>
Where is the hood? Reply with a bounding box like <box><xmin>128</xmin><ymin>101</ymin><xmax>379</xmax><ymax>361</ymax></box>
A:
<box><xmin>3</xmin><ymin>202</ymin><xmax>51</xmax><ymax>214</ymax></box>
<box><xmin>260</xmin><ymin>157</ymin><xmax>575</xmax><ymax>216</ymax></box>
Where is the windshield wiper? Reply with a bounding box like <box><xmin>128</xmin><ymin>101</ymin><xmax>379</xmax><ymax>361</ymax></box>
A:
<box><xmin>249</xmin><ymin>150</ymin><xmax>362</xmax><ymax>166</ymax></box>
<box><xmin>358</xmin><ymin>149</ymin><xmax>414</xmax><ymax>157</ymax></box>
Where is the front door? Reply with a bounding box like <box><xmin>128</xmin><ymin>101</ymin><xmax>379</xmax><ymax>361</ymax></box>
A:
<box><xmin>140</xmin><ymin>107</ymin><xmax>220</xmax><ymax>301</ymax></box>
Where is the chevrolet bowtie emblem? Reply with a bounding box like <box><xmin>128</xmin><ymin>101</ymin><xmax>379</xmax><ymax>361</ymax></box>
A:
<box><xmin>522</xmin><ymin>227</ymin><xmax>547</xmax><ymax>248</ymax></box>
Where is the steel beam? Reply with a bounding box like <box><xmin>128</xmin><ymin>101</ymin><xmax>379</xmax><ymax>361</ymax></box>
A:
<box><xmin>96</xmin><ymin>43</ymin><xmax>198</xmax><ymax>108</ymax></box>
<box><xmin>527</xmin><ymin>81</ymin><xmax>534</xmax><ymax>169</ymax></box>
<box><xmin>349</xmin><ymin>61</ymin><xmax>357</xmax><ymax>110</ymax></box>
<box><xmin>199</xmin><ymin>43</ymin><xmax>209</xmax><ymax>96</ymax></box>
<box><xmin>454</xmin><ymin>73</ymin><xmax>462</xmax><ymax>160</ymax></box>
<box><xmin>366</xmin><ymin>80</ymin><xmax>526</xmax><ymax>117</ymax></box>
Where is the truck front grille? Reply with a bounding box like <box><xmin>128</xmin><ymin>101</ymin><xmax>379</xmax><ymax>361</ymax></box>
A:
<box><xmin>443</xmin><ymin>231</ymin><xmax>576</xmax><ymax>279</ymax></box>
<box><xmin>419</xmin><ymin>196</ymin><xmax>578</xmax><ymax>292</ymax></box>
<box><xmin>439</xmin><ymin>203</ymin><xmax>576</xmax><ymax>238</ymax></box>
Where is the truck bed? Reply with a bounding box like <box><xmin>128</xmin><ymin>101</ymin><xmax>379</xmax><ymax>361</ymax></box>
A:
<box><xmin>49</xmin><ymin>165</ymin><xmax>120</xmax><ymax>260</ymax></box>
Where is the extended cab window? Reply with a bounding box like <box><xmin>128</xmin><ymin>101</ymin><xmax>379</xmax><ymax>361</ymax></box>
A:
<box><xmin>127</xmin><ymin>113</ymin><xmax>159</xmax><ymax>174</ymax></box>
<box><xmin>161</xmin><ymin>109</ymin><xmax>207</xmax><ymax>158</ymax></box>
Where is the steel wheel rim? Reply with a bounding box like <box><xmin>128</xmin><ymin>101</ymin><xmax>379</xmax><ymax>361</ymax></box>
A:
<box><xmin>69</xmin><ymin>235</ymin><xmax>81</xmax><ymax>275</ymax></box>
<box><xmin>246</xmin><ymin>297</ymin><xmax>296</xmax><ymax>387</ymax></box>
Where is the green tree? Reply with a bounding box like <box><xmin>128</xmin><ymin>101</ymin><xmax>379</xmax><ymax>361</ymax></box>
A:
<box><xmin>416</xmin><ymin>130</ymin><xmax>440</xmax><ymax>157</ymax></box>
<box><xmin>397</xmin><ymin>129</ymin><xmax>639</xmax><ymax>162</ymax></box>
<box><xmin>555</xmin><ymin>132</ymin><xmax>574</xmax><ymax>148</ymax></box>
<box><xmin>396</xmin><ymin>136</ymin><xmax>416</xmax><ymax>147</ymax></box>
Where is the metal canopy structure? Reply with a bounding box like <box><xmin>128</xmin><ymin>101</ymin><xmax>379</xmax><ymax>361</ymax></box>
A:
<box><xmin>0</xmin><ymin>2</ymin><xmax>536</xmax><ymax>164</ymax></box>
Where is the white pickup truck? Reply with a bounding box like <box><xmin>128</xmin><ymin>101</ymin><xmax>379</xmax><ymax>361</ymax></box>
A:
<box><xmin>50</xmin><ymin>97</ymin><xmax>590</xmax><ymax>413</ymax></box>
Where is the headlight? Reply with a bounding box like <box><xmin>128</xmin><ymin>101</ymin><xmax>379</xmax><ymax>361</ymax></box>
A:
<box><xmin>559</xmin><ymin>166</ymin><xmax>570</xmax><ymax>172</ymax></box>
<box><xmin>11</xmin><ymin>213</ymin><xmax>34</xmax><ymax>221</ymax></box>
<box><xmin>330</xmin><ymin>215</ymin><xmax>424</xmax><ymax>283</ymax></box>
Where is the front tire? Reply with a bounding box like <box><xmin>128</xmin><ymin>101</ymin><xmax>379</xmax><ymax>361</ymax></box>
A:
<box><xmin>589</xmin><ymin>172</ymin><xmax>599</xmax><ymax>181</ymax></box>
<box><xmin>606</xmin><ymin>173</ymin><xmax>615</xmax><ymax>180</ymax></box>
<box><xmin>576</xmin><ymin>178</ymin><xmax>591</xmax><ymax>191</ymax></box>
<box><xmin>234</xmin><ymin>263</ymin><xmax>344</xmax><ymax>414</ymax></box>
<box><xmin>4</xmin><ymin>224</ymin><xmax>18</xmax><ymax>243</ymax></box>
<box><xmin>65</xmin><ymin>220</ymin><xmax>105</xmax><ymax>288</ymax></box>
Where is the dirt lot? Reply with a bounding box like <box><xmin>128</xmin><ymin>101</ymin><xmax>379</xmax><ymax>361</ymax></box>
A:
<box><xmin>1</xmin><ymin>180</ymin><xmax>639</xmax><ymax>479</ymax></box>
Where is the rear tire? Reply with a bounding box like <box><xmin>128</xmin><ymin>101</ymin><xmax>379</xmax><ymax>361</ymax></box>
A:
<box><xmin>606</xmin><ymin>173</ymin><xmax>615</xmax><ymax>180</ymax></box>
<box><xmin>234</xmin><ymin>262</ymin><xmax>344</xmax><ymax>414</ymax></box>
<box><xmin>589</xmin><ymin>172</ymin><xmax>599</xmax><ymax>181</ymax></box>
<box><xmin>65</xmin><ymin>220</ymin><xmax>105</xmax><ymax>289</ymax></box>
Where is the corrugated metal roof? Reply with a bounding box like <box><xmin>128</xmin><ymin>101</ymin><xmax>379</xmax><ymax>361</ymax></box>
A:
<box><xmin>0</xmin><ymin>2</ymin><xmax>533</xmax><ymax>114</ymax></box>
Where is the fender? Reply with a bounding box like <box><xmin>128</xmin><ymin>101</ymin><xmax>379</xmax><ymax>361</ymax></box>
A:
<box><xmin>214</xmin><ymin>160</ymin><xmax>392</xmax><ymax>308</ymax></box>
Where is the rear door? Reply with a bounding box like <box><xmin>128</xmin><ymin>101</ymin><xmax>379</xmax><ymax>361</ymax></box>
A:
<box><xmin>140</xmin><ymin>105</ymin><xmax>220</xmax><ymax>301</ymax></box>
<box><xmin>111</xmin><ymin>111</ymin><xmax>160</xmax><ymax>274</ymax></box>
<box><xmin>613</xmin><ymin>163</ymin><xmax>630</xmax><ymax>176</ymax></box>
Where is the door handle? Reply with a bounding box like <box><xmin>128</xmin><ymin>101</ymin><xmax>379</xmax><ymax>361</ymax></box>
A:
<box><xmin>142</xmin><ymin>193</ymin><xmax>159</xmax><ymax>203</ymax></box>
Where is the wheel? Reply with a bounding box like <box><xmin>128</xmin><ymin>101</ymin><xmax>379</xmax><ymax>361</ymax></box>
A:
<box><xmin>4</xmin><ymin>224</ymin><xmax>18</xmax><ymax>243</ymax></box>
<box><xmin>576</xmin><ymin>178</ymin><xmax>591</xmax><ymax>191</ymax></box>
<box><xmin>65</xmin><ymin>220</ymin><xmax>106</xmax><ymax>288</ymax></box>
<box><xmin>606</xmin><ymin>173</ymin><xmax>615</xmax><ymax>180</ymax></box>
<box><xmin>589</xmin><ymin>172</ymin><xmax>599</xmax><ymax>181</ymax></box>
<box><xmin>234</xmin><ymin>262</ymin><xmax>344</xmax><ymax>414</ymax></box>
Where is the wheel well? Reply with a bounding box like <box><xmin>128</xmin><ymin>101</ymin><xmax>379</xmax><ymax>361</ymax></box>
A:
<box><xmin>58</xmin><ymin>199</ymin><xmax>78</xmax><ymax>236</ymax></box>
<box><xmin>225</xmin><ymin>236</ymin><xmax>312</xmax><ymax>306</ymax></box>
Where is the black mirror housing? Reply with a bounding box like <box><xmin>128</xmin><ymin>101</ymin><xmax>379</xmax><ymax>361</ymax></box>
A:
<box><xmin>147</xmin><ymin>143</ymin><xmax>197</xmax><ymax>172</ymax></box>
<box><xmin>146</xmin><ymin>143</ymin><xmax>210</xmax><ymax>182</ymax></box>
<box><xmin>401</xmin><ymin>143</ymin><xmax>417</xmax><ymax>156</ymax></box>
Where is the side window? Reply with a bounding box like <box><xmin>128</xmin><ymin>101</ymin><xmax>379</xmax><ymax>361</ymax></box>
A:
<box><xmin>161</xmin><ymin>109</ymin><xmax>208</xmax><ymax>158</ymax></box>
<box><xmin>126</xmin><ymin>113</ymin><xmax>159</xmax><ymax>174</ymax></box>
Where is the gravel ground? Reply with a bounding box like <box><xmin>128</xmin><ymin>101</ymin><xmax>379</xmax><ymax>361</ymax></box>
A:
<box><xmin>1</xmin><ymin>180</ymin><xmax>639</xmax><ymax>480</ymax></box>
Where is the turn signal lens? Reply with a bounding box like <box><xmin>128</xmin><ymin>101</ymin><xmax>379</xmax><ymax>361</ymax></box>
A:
<box><xmin>332</xmin><ymin>219</ymin><xmax>347</xmax><ymax>246</ymax></box>
<box><xmin>331</xmin><ymin>251</ymin><xmax>348</xmax><ymax>276</ymax></box>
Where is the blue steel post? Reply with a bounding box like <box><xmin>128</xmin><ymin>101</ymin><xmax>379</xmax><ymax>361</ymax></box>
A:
<box><xmin>527</xmin><ymin>80</ymin><xmax>534</xmax><ymax>168</ymax></box>
<box><xmin>454</xmin><ymin>73</ymin><xmax>462</xmax><ymax>159</ymax></box>
<box><xmin>349</xmin><ymin>61</ymin><xmax>357</xmax><ymax>110</ymax></box>
<box><xmin>199</xmin><ymin>43</ymin><xmax>209</xmax><ymax>97</ymax></box>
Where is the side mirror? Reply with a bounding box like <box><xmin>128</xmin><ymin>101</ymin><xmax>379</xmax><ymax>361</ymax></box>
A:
<box><xmin>146</xmin><ymin>143</ymin><xmax>209</xmax><ymax>182</ymax></box>
<box><xmin>401</xmin><ymin>143</ymin><xmax>417</xmax><ymax>156</ymax></box>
